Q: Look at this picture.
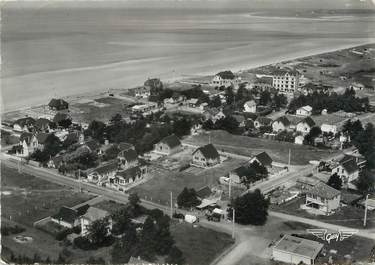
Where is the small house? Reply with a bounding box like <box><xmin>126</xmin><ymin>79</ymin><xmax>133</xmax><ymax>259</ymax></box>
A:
<box><xmin>87</xmin><ymin>160</ymin><xmax>118</xmax><ymax>185</ymax></box>
<box><xmin>13</xmin><ymin>117</ymin><xmax>35</xmax><ymax>132</ymax></box>
<box><xmin>118</xmin><ymin>142</ymin><xmax>135</xmax><ymax>152</ymax></box>
<box><xmin>272</xmin><ymin>234</ymin><xmax>323</xmax><ymax>265</ymax></box>
<box><xmin>192</xmin><ymin>144</ymin><xmax>220</xmax><ymax>168</ymax></box>
<box><xmin>254</xmin><ymin>117</ymin><xmax>273</xmax><ymax>129</ymax></box>
<box><xmin>51</xmin><ymin>205</ymin><xmax>89</xmax><ymax>228</ymax></box>
<box><xmin>154</xmin><ymin>134</ymin><xmax>182</xmax><ymax>155</ymax></box>
<box><xmin>321</xmin><ymin>124</ymin><xmax>337</xmax><ymax>135</ymax></box>
<box><xmin>196</xmin><ymin>186</ymin><xmax>213</xmax><ymax>200</ymax></box>
<box><xmin>296</xmin><ymin>117</ymin><xmax>315</xmax><ymax>135</ymax></box>
<box><xmin>110</xmin><ymin>166</ymin><xmax>146</xmax><ymax>190</ymax></box>
<box><xmin>232</xmin><ymin>115</ymin><xmax>246</xmax><ymax>127</ymax></box>
<box><xmin>80</xmin><ymin>207</ymin><xmax>112</xmax><ymax>237</ymax></box>
<box><xmin>350</xmin><ymin>82</ymin><xmax>365</xmax><ymax>91</ymax></box>
<box><xmin>331</xmin><ymin>158</ymin><xmax>359</xmax><ymax>184</ymax></box>
<box><xmin>296</xmin><ymin>105</ymin><xmax>312</xmax><ymax>116</ymax></box>
<box><xmin>48</xmin><ymin>155</ymin><xmax>65</xmax><ymax>169</ymax></box>
<box><xmin>294</xmin><ymin>135</ymin><xmax>304</xmax><ymax>145</ymax></box>
<box><xmin>304</xmin><ymin>182</ymin><xmax>341</xmax><ymax>215</ymax></box>
<box><xmin>249</xmin><ymin>151</ymin><xmax>273</xmax><ymax>168</ymax></box>
<box><xmin>229</xmin><ymin>165</ymin><xmax>251</xmax><ymax>184</ymax></box>
<box><xmin>272</xmin><ymin>116</ymin><xmax>291</xmax><ymax>132</ymax></box>
<box><xmin>210</xmin><ymin>71</ymin><xmax>239</xmax><ymax>88</ymax></box>
<box><xmin>34</xmin><ymin>118</ymin><xmax>52</xmax><ymax>132</ymax></box>
<box><xmin>19</xmin><ymin>132</ymin><xmax>38</xmax><ymax>157</ymax></box>
<box><xmin>53</xmin><ymin>112</ymin><xmax>71</xmax><ymax>125</ymax></box>
<box><xmin>243</xmin><ymin>100</ymin><xmax>257</xmax><ymax>113</ymax></box>
<box><xmin>48</xmin><ymin>98</ymin><xmax>69</xmax><ymax>111</ymax></box>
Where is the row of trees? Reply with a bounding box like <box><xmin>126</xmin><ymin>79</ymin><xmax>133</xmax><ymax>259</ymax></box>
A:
<box><xmin>288</xmin><ymin>88</ymin><xmax>369</xmax><ymax>114</ymax></box>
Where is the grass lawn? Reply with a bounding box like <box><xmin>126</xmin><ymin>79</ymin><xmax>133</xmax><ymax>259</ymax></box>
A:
<box><xmin>170</xmin><ymin>222</ymin><xmax>234</xmax><ymax>265</ymax></box>
<box><xmin>183</xmin><ymin>130</ymin><xmax>341</xmax><ymax>165</ymax></box>
<box><xmin>94</xmin><ymin>200</ymin><xmax>127</xmax><ymax>215</ymax></box>
<box><xmin>271</xmin><ymin>197</ymin><xmax>374</xmax><ymax>229</ymax></box>
<box><xmin>130</xmin><ymin>158</ymin><xmax>244</xmax><ymax>205</ymax></box>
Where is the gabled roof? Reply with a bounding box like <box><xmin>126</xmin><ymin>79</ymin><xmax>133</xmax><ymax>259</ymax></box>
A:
<box><xmin>52</xmin><ymin>206</ymin><xmax>79</xmax><ymax>224</ymax></box>
<box><xmin>272</xmin><ymin>69</ymin><xmax>299</xmax><ymax>76</ymax></box>
<box><xmin>118</xmin><ymin>142</ymin><xmax>135</xmax><ymax>152</ymax></box>
<box><xmin>13</xmin><ymin>117</ymin><xmax>35</xmax><ymax>127</ymax></box>
<box><xmin>307</xmin><ymin>182</ymin><xmax>341</xmax><ymax>199</ymax></box>
<box><xmin>341</xmin><ymin>159</ymin><xmax>359</xmax><ymax>174</ymax></box>
<box><xmin>299</xmin><ymin>105</ymin><xmax>312</xmax><ymax>112</ymax></box>
<box><xmin>275</xmin><ymin>116</ymin><xmax>291</xmax><ymax>126</ymax></box>
<box><xmin>19</xmin><ymin>132</ymin><xmax>34</xmax><ymax>144</ymax></box>
<box><xmin>193</xmin><ymin>144</ymin><xmax>220</xmax><ymax>160</ymax></box>
<box><xmin>81</xmin><ymin>207</ymin><xmax>110</xmax><ymax>222</ymax></box>
<box><xmin>36</xmin><ymin>133</ymin><xmax>50</xmax><ymax>144</ymax></box>
<box><xmin>196</xmin><ymin>186</ymin><xmax>212</xmax><ymax>199</ymax></box>
<box><xmin>299</xmin><ymin>117</ymin><xmax>316</xmax><ymax>127</ymax></box>
<box><xmin>116</xmin><ymin>166</ymin><xmax>141</xmax><ymax>181</ymax></box>
<box><xmin>253</xmin><ymin>151</ymin><xmax>273</xmax><ymax>167</ymax></box>
<box><xmin>119</xmin><ymin>149</ymin><xmax>138</xmax><ymax>162</ymax></box>
<box><xmin>233</xmin><ymin>166</ymin><xmax>252</xmax><ymax>178</ymax></box>
<box><xmin>34</xmin><ymin>118</ymin><xmax>51</xmax><ymax>129</ymax></box>
<box><xmin>93</xmin><ymin>160</ymin><xmax>118</xmax><ymax>175</ymax></box>
<box><xmin>64</xmin><ymin>131</ymin><xmax>82</xmax><ymax>143</ymax></box>
<box><xmin>216</xmin><ymin>70</ymin><xmax>235</xmax><ymax>80</ymax></box>
<box><xmin>160</xmin><ymin>134</ymin><xmax>181</xmax><ymax>149</ymax></box>
<box><xmin>255</xmin><ymin>117</ymin><xmax>273</xmax><ymax>126</ymax></box>
<box><xmin>48</xmin><ymin>98</ymin><xmax>69</xmax><ymax>109</ymax></box>
<box><xmin>273</xmin><ymin>235</ymin><xmax>323</xmax><ymax>260</ymax></box>
<box><xmin>255</xmin><ymin>76</ymin><xmax>273</xmax><ymax>85</ymax></box>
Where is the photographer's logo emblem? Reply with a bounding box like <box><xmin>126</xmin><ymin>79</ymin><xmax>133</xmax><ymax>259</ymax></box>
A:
<box><xmin>307</xmin><ymin>229</ymin><xmax>358</xmax><ymax>244</ymax></box>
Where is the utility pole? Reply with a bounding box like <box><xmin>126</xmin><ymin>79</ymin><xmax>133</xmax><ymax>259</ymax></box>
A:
<box><xmin>288</xmin><ymin>149</ymin><xmax>291</xmax><ymax>167</ymax></box>
<box><xmin>228</xmin><ymin>177</ymin><xmax>232</xmax><ymax>201</ymax></box>
<box><xmin>78</xmin><ymin>169</ymin><xmax>82</xmax><ymax>193</ymax></box>
<box><xmin>232</xmin><ymin>208</ymin><xmax>235</xmax><ymax>239</ymax></box>
<box><xmin>17</xmin><ymin>159</ymin><xmax>21</xmax><ymax>173</ymax></box>
<box><xmin>364</xmin><ymin>194</ymin><xmax>369</xmax><ymax>227</ymax></box>
<box><xmin>170</xmin><ymin>191</ymin><xmax>173</xmax><ymax>218</ymax></box>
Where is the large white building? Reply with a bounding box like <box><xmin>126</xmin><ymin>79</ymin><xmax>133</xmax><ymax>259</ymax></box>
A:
<box><xmin>272</xmin><ymin>69</ymin><xmax>299</xmax><ymax>93</ymax></box>
<box><xmin>272</xmin><ymin>235</ymin><xmax>323</xmax><ymax>265</ymax></box>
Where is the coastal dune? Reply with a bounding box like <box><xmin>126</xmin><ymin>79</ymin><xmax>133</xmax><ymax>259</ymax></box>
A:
<box><xmin>2</xmin><ymin>7</ymin><xmax>375</xmax><ymax>112</ymax></box>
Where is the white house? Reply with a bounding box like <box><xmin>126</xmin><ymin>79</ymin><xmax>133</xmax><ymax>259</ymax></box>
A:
<box><xmin>210</xmin><ymin>71</ymin><xmax>240</xmax><ymax>88</ymax></box>
<box><xmin>294</xmin><ymin>135</ymin><xmax>304</xmax><ymax>145</ymax></box>
<box><xmin>296</xmin><ymin>105</ymin><xmax>312</xmax><ymax>116</ymax></box>
<box><xmin>321</xmin><ymin>124</ymin><xmax>337</xmax><ymax>135</ymax></box>
<box><xmin>51</xmin><ymin>205</ymin><xmax>89</xmax><ymax>228</ymax></box>
<box><xmin>304</xmin><ymin>182</ymin><xmax>341</xmax><ymax>215</ymax></box>
<box><xmin>243</xmin><ymin>100</ymin><xmax>257</xmax><ymax>113</ymax></box>
<box><xmin>272</xmin><ymin>116</ymin><xmax>291</xmax><ymax>132</ymax></box>
<box><xmin>254</xmin><ymin>117</ymin><xmax>273</xmax><ymax>129</ymax></box>
<box><xmin>154</xmin><ymin>134</ymin><xmax>182</xmax><ymax>155</ymax></box>
<box><xmin>13</xmin><ymin>117</ymin><xmax>35</xmax><ymax>132</ymax></box>
<box><xmin>272</xmin><ymin>234</ymin><xmax>323</xmax><ymax>265</ymax></box>
<box><xmin>350</xmin><ymin>82</ymin><xmax>365</xmax><ymax>91</ymax></box>
<box><xmin>249</xmin><ymin>151</ymin><xmax>273</xmax><ymax>168</ymax></box>
<box><xmin>86</xmin><ymin>160</ymin><xmax>118</xmax><ymax>185</ymax></box>
<box><xmin>80</xmin><ymin>207</ymin><xmax>112</xmax><ymax>237</ymax></box>
<box><xmin>19</xmin><ymin>132</ymin><xmax>39</xmax><ymax>157</ymax></box>
<box><xmin>331</xmin><ymin>157</ymin><xmax>360</xmax><ymax>184</ymax></box>
<box><xmin>192</xmin><ymin>144</ymin><xmax>221</xmax><ymax>168</ymax></box>
<box><xmin>296</xmin><ymin>117</ymin><xmax>316</xmax><ymax>135</ymax></box>
<box><xmin>272</xmin><ymin>69</ymin><xmax>300</xmax><ymax>93</ymax></box>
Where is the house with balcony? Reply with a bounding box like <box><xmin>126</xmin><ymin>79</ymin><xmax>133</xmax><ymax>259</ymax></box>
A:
<box><xmin>304</xmin><ymin>182</ymin><xmax>341</xmax><ymax>215</ymax></box>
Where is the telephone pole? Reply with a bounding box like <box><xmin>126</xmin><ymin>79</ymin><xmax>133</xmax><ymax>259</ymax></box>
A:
<box><xmin>288</xmin><ymin>149</ymin><xmax>291</xmax><ymax>167</ymax></box>
<box><xmin>232</xmin><ymin>208</ymin><xmax>235</xmax><ymax>239</ymax></box>
<box><xmin>170</xmin><ymin>191</ymin><xmax>173</xmax><ymax>218</ymax></box>
<box><xmin>78</xmin><ymin>169</ymin><xmax>82</xmax><ymax>193</ymax></box>
<box><xmin>228</xmin><ymin>177</ymin><xmax>232</xmax><ymax>201</ymax></box>
<box><xmin>364</xmin><ymin>194</ymin><xmax>369</xmax><ymax>227</ymax></box>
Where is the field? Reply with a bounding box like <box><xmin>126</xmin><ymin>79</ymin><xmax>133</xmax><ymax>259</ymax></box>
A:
<box><xmin>271</xmin><ymin>197</ymin><xmax>374</xmax><ymax>229</ymax></box>
<box><xmin>170</xmin><ymin>221</ymin><xmax>234</xmax><ymax>265</ymax></box>
<box><xmin>183</xmin><ymin>130</ymin><xmax>341</xmax><ymax>165</ymax></box>
<box><xmin>131</xmin><ymin>157</ymin><xmax>245</xmax><ymax>205</ymax></box>
<box><xmin>0</xmin><ymin>165</ymin><xmax>97</xmax><ymax>262</ymax></box>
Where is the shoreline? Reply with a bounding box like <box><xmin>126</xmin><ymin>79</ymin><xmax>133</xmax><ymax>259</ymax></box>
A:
<box><xmin>2</xmin><ymin>41</ymin><xmax>374</xmax><ymax>116</ymax></box>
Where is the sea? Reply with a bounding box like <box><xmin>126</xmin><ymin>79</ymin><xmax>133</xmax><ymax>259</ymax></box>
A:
<box><xmin>2</xmin><ymin>6</ymin><xmax>375</xmax><ymax>112</ymax></box>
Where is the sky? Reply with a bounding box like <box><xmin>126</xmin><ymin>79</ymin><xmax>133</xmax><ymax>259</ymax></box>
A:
<box><xmin>3</xmin><ymin>0</ymin><xmax>375</xmax><ymax>10</ymax></box>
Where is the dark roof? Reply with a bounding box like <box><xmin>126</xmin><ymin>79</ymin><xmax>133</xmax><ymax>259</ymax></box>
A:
<box><xmin>232</xmin><ymin>115</ymin><xmax>246</xmax><ymax>124</ymax></box>
<box><xmin>119</xmin><ymin>149</ymin><xmax>138</xmax><ymax>162</ymax></box>
<box><xmin>52</xmin><ymin>206</ymin><xmax>79</xmax><ymax>224</ymax></box>
<box><xmin>255</xmin><ymin>117</ymin><xmax>273</xmax><ymax>126</ymax></box>
<box><xmin>253</xmin><ymin>151</ymin><xmax>273</xmax><ymax>167</ymax></box>
<box><xmin>299</xmin><ymin>117</ymin><xmax>316</xmax><ymax>127</ymax></box>
<box><xmin>51</xmin><ymin>155</ymin><xmax>64</xmax><ymax>166</ymax></box>
<box><xmin>233</xmin><ymin>166</ymin><xmax>251</xmax><ymax>178</ymax></box>
<box><xmin>85</xmin><ymin>139</ymin><xmax>100</xmax><ymax>152</ymax></box>
<box><xmin>255</xmin><ymin>76</ymin><xmax>273</xmax><ymax>85</ymax></box>
<box><xmin>216</xmin><ymin>70</ymin><xmax>235</xmax><ymax>80</ymax></box>
<box><xmin>76</xmin><ymin>204</ymin><xmax>90</xmax><ymax>215</ymax></box>
<box><xmin>307</xmin><ymin>182</ymin><xmax>341</xmax><ymax>199</ymax></box>
<box><xmin>116</xmin><ymin>166</ymin><xmax>141</xmax><ymax>181</ymax></box>
<box><xmin>272</xmin><ymin>69</ymin><xmax>299</xmax><ymax>76</ymax></box>
<box><xmin>13</xmin><ymin>117</ymin><xmax>35</xmax><ymax>127</ymax></box>
<box><xmin>118</xmin><ymin>142</ymin><xmax>134</xmax><ymax>152</ymax></box>
<box><xmin>196</xmin><ymin>186</ymin><xmax>212</xmax><ymax>199</ymax></box>
<box><xmin>34</xmin><ymin>118</ymin><xmax>51</xmax><ymax>129</ymax></box>
<box><xmin>193</xmin><ymin>144</ymin><xmax>220</xmax><ymax>160</ymax></box>
<box><xmin>64</xmin><ymin>131</ymin><xmax>81</xmax><ymax>143</ymax></box>
<box><xmin>341</xmin><ymin>159</ymin><xmax>359</xmax><ymax>174</ymax></box>
<box><xmin>19</xmin><ymin>132</ymin><xmax>34</xmax><ymax>144</ymax></box>
<box><xmin>53</xmin><ymin>112</ymin><xmax>70</xmax><ymax>123</ymax></box>
<box><xmin>36</xmin><ymin>133</ymin><xmax>50</xmax><ymax>144</ymax></box>
<box><xmin>160</xmin><ymin>134</ymin><xmax>181</xmax><ymax>149</ymax></box>
<box><xmin>48</xmin><ymin>98</ymin><xmax>69</xmax><ymax>109</ymax></box>
<box><xmin>275</xmin><ymin>116</ymin><xmax>291</xmax><ymax>126</ymax></box>
<box><xmin>94</xmin><ymin>160</ymin><xmax>118</xmax><ymax>175</ymax></box>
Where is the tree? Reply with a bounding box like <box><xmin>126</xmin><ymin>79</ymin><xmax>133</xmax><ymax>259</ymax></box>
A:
<box><xmin>215</xmin><ymin>116</ymin><xmax>240</xmax><ymax>134</ymax></box>
<box><xmin>177</xmin><ymin>188</ymin><xmax>200</xmax><ymax>208</ymax></box>
<box><xmin>231</xmin><ymin>189</ymin><xmax>269</xmax><ymax>225</ymax></box>
<box><xmin>273</xmin><ymin>93</ymin><xmax>288</xmax><ymax>109</ymax></box>
<box><xmin>103</xmin><ymin>145</ymin><xmax>120</xmax><ymax>161</ymax></box>
<box><xmin>86</xmin><ymin>120</ymin><xmax>106</xmax><ymax>143</ymax></box>
<box><xmin>209</xmin><ymin>96</ymin><xmax>222</xmax><ymax>108</ymax></box>
<box><xmin>129</xmin><ymin>192</ymin><xmax>140</xmax><ymax>208</ymax></box>
<box><xmin>327</xmin><ymin>173</ymin><xmax>342</xmax><ymax>190</ymax></box>
<box><xmin>260</xmin><ymin>90</ymin><xmax>271</xmax><ymax>106</ymax></box>
<box><xmin>112</xmin><ymin>208</ymin><xmax>131</xmax><ymax>235</ymax></box>
<box><xmin>356</xmin><ymin>170</ymin><xmax>375</xmax><ymax>193</ymax></box>
<box><xmin>111</xmin><ymin>225</ymin><xmax>138</xmax><ymax>263</ymax></box>
<box><xmin>110</xmin><ymin>113</ymin><xmax>123</xmax><ymax>124</ymax></box>
<box><xmin>304</xmin><ymin>126</ymin><xmax>322</xmax><ymax>145</ymax></box>
<box><xmin>166</xmin><ymin>246</ymin><xmax>185</xmax><ymax>265</ymax></box>
<box><xmin>173</xmin><ymin>118</ymin><xmax>192</xmax><ymax>137</ymax></box>
<box><xmin>87</xmin><ymin>218</ymin><xmax>110</xmax><ymax>246</ymax></box>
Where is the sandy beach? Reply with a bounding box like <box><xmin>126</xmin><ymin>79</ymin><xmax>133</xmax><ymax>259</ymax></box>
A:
<box><xmin>2</xmin><ymin>7</ymin><xmax>375</xmax><ymax>113</ymax></box>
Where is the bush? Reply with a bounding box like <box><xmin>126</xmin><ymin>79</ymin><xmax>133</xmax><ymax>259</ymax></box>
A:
<box><xmin>73</xmin><ymin>236</ymin><xmax>97</xmax><ymax>250</ymax></box>
<box><xmin>55</xmin><ymin>228</ymin><xmax>73</xmax><ymax>241</ymax></box>
<box><xmin>1</xmin><ymin>225</ymin><xmax>26</xmax><ymax>236</ymax></box>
